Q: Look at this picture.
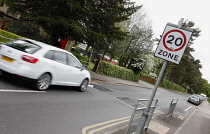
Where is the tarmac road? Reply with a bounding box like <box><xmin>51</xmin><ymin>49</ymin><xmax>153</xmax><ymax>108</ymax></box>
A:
<box><xmin>177</xmin><ymin>100</ymin><xmax>210</xmax><ymax>134</ymax></box>
<box><xmin>90</xmin><ymin>71</ymin><xmax>210</xmax><ymax>134</ymax></box>
<box><xmin>0</xmin><ymin>70</ymin><xmax>209</xmax><ymax>134</ymax></box>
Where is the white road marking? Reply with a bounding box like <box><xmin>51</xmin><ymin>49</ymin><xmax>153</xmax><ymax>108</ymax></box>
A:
<box><xmin>88</xmin><ymin>85</ymin><xmax>94</xmax><ymax>88</ymax></box>
<box><xmin>185</xmin><ymin>106</ymin><xmax>192</xmax><ymax>111</ymax></box>
<box><xmin>0</xmin><ymin>89</ymin><xmax>46</xmax><ymax>93</ymax></box>
<box><xmin>174</xmin><ymin>108</ymin><xmax>197</xmax><ymax>134</ymax></box>
<box><xmin>114</xmin><ymin>97</ymin><xmax>133</xmax><ymax>108</ymax></box>
<box><xmin>178</xmin><ymin>116</ymin><xmax>184</xmax><ymax>120</ymax></box>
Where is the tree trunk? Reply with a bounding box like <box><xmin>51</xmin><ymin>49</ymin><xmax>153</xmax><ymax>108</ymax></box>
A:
<box><xmin>92</xmin><ymin>57</ymin><xmax>101</xmax><ymax>72</ymax></box>
<box><xmin>83</xmin><ymin>44</ymin><xmax>90</xmax><ymax>56</ymax></box>
<box><xmin>51</xmin><ymin>33</ymin><xmax>60</xmax><ymax>47</ymax></box>
<box><xmin>102</xmin><ymin>51</ymin><xmax>107</xmax><ymax>60</ymax></box>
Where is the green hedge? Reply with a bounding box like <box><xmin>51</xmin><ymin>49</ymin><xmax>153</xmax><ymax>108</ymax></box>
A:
<box><xmin>71</xmin><ymin>52</ymin><xmax>89</xmax><ymax>66</ymax></box>
<box><xmin>0</xmin><ymin>29</ymin><xmax>26</xmax><ymax>43</ymax></box>
<box><xmin>140</xmin><ymin>75</ymin><xmax>160</xmax><ymax>85</ymax></box>
<box><xmin>96</xmin><ymin>60</ymin><xmax>139</xmax><ymax>81</ymax></box>
<box><xmin>161</xmin><ymin>79</ymin><xmax>186</xmax><ymax>92</ymax></box>
<box><xmin>71</xmin><ymin>46</ymin><xmax>83</xmax><ymax>54</ymax></box>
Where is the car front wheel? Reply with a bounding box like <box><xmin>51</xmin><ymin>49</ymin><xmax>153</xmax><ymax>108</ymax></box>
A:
<box><xmin>34</xmin><ymin>73</ymin><xmax>51</xmax><ymax>91</ymax></box>
<box><xmin>78</xmin><ymin>79</ymin><xmax>89</xmax><ymax>92</ymax></box>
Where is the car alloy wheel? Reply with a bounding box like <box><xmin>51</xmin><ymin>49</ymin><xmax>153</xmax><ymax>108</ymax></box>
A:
<box><xmin>79</xmin><ymin>79</ymin><xmax>88</xmax><ymax>92</ymax></box>
<box><xmin>35</xmin><ymin>73</ymin><xmax>51</xmax><ymax>91</ymax></box>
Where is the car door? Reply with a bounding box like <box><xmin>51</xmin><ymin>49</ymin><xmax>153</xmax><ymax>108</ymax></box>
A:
<box><xmin>66</xmin><ymin>53</ymin><xmax>86</xmax><ymax>86</ymax></box>
<box><xmin>44</xmin><ymin>50</ymin><xmax>72</xmax><ymax>85</ymax></box>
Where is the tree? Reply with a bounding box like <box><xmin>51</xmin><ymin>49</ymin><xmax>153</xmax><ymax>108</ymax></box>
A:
<box><xmin>6</xmin><ymin>0</ymin><xmax>140</xmax><ymax>48</ymax></box>
<box><xmin>116</xmin><ymin>9</ymin><xmax>154</xmax><ymax>69</ymax></box>
<box><xmin>7</xmin><ymin>20</ymin><xmax>52</xmax><ymax>44</ymax></box>
<box><xmin>164</xmin><ymin>20</ymin><xmax>202</xmax><ymax>93</ymax></box>
<box><xmin>202</xmin><ymin>79</ymin><xmax>210</xmax><ymax>96</ymax></box>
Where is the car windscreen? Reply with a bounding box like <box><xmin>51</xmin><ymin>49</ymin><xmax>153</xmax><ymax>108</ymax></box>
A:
<box><xmin>4</xmin><ymin>39</ymin><xmax>41</xmax><ymax>54</ymax></box>
<box><xmin>191</xmin><ymin>95</ymin><xmax>199</xmax><ymax>100</ymax></box>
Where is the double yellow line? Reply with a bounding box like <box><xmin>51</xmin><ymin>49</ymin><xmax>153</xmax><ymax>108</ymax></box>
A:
<box><xmin>82</xmin><ymin>116</ymin><xmax>131</xmax><ymax>134</ymax></box>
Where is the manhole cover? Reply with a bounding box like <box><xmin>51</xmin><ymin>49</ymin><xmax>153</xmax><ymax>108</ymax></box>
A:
<box><xmin>93</xmin><ymin>84</ymin><xmax>114</xmax><ymax>92</ymax></box>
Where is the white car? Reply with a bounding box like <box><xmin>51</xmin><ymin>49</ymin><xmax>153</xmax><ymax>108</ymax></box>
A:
<box><xmin>0</xmin><ymin>38</ymin><xmax>91</xmax><ymax>91</ymax></box>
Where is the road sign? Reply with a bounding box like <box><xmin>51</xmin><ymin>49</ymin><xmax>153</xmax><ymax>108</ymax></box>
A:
<box><xmin>154</xmin><ymin>24</ymin><xmax>192</xmax><ymax>64</ymax></box>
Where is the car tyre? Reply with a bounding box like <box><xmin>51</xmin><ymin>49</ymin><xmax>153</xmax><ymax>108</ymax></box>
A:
<box><xmin>34</xmin><ymin>73</ymin><xmax>51</xmax><ymax>91</ymax></box>
<box><xmin>78</xmin><ymin>79</ymin><xmax>88</xmax><ymax>92</ymax></box>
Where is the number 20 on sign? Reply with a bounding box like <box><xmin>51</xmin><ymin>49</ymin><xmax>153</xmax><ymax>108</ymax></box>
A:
<box><xmin>155</xmin><ymin>24</ymin><xmax>192</xmax><ymax>64</ymax></box>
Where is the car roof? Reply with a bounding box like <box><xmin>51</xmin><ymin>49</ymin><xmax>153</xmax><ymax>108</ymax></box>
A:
<box><xmin>18</xmin><ymin>38</ymin><xmax>68</xmax><ymax>53</ymax></box>
<box><xmin>192</xmin><ymin>94</ymin><xmax>204</xmax><ymax>99</ymax></box>
<box><xmin>17</xmin><ymin>38</ymin><xmax>81</xmax><ymax>65</ymax></box>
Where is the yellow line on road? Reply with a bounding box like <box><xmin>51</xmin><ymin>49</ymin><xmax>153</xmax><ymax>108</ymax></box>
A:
<box><xmin>82</xmin><ymin>116</ymin><xmax>130</xmax><ymax>134</ymax></box>
<box><xmin>88</xmin><ymin>119</ymin><xmax>130</xmax><ymax>134</ymax></box>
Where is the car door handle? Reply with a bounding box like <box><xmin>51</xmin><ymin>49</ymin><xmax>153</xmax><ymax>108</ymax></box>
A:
<box><xmin>53</xmin><ymin>65</ymin><xmax>57</xmax><ymax>68</ymax></box>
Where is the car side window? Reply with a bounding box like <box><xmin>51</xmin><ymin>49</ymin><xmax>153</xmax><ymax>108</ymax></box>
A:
<box><xmin>53</xmin><ymin>51</ymin><xmax>67</xmax><ymax>64</ymax></box>
<box><xmin>44</xmin><ymin>50</ymin><xmax>54</xmax><ymax>60</ymax></box>
<box><xmin>67</xmin><ymin>54</ymin><xmax>81</xmax><ymax>68</ymax></box>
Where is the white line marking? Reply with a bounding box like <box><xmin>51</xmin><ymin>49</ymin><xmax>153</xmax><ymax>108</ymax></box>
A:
<box><xmin>185</xmin><ymin>106</ymin><xmax>192</xmax><ymax>111</ymax></box>
<box><xmin>0</xmin><ymin>89</ymin><xmax>46</xmax><ymax>93</ymax></box>
<box><xmin>178</xmin><ymin>116</ymin><xmax>184</xmax><ymax>120</ymax></box>
<box><xmin>139</xmin><ymin>102</ymin><xmax>146</xmax><ymax>107</ymax></box>
<box><xmin>88</xmin><ymin>85</ymin><xmax>94</xmax><ymax>88</ymax></box>
<box><xmin>114</xmin><ymin>97</ymin><xmax>134</xmax><ymax>108</ymax></box>
<box><xmin>174</xmin><ymin>108</ymin><xmax>197</xmax><ymax>134</ymax></box>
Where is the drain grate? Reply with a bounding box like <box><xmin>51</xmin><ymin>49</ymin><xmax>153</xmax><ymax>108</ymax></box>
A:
<box><xmin>93</xmin><ymin>84</ymin><xmax>114</xmax><ymax>92</ymax></box>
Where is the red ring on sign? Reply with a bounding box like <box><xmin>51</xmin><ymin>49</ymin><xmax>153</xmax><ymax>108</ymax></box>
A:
<box><xmin>163</xmin><ymin>30</ymin><xmax>187</xmax><ymax>51</ymax></box>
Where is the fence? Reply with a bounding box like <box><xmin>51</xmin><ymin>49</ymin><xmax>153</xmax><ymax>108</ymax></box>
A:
<box><xmin>124</xmin><ymin>99</ymin><xmax>158</xmax><ymax>134</ymax></box>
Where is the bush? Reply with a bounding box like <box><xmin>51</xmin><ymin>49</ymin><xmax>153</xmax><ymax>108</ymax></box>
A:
<box><xmin>0</xmin><ymin>29</ymin><xmax>26</xmax><ymax>43</ymax></box>
<box><xmin>88</xmin><ymin>62</ymin><xmax>95</xmax><ymax>70</ymax></box>
<box><xmin>71</xmin><ymin>52</ymin><xmax>89</xmax><ymax>66</ymax></box>
<box><xmin>96</xmin><ymin>60</ymin><xmax>139</xmax><ymax>81</ymax></box>
<box><xmin>140</xmin><ymin>75</ymin><xmax>160</xmax><ymax>85</ymax></box>
<box><xmin>161</xmin><ymin>79</ymin><xmax>186</xmax><ymax>92</ymax></box>
<box><xmin>71</xmin><ymin>46</ymin><xmax>83</xmax><ymax>54</ymax></box>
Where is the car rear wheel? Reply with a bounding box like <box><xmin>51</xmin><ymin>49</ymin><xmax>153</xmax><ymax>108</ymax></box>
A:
<box><xmin>34</xmin><ymin>73</ymin><xmax>51</xmax><ymax>91</ymax></box>
<box><xmin>78</xmin><ymin>79</ymin><xmax>88</xmax><ymax>92</ymax></box>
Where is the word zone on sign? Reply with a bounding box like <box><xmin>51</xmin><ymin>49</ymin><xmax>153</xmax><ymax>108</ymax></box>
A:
<box><xmin>155</xmin><ymin>24</ymin><xmax>192</xmax><ymax>64</ymax></box>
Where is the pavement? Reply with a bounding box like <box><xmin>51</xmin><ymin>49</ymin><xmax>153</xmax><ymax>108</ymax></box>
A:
<box><xmin>90</xmin><ymin>71</ymin><xmax>155</xmax><ymax>89</ymax></box>
<box><xmin>89</xmin><ymin>71</ymin><xmax>191</xmax><ymax>134</ymax></box>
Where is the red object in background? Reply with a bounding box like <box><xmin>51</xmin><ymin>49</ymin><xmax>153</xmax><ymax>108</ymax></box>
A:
<box><xmin>60</xmin><ymin>38</ymin><xmax>68</xmax><ymax>49</ymax></box>
<box><xmin>1</xmin><ymin>20</ymin><xmax>8</xmax><ymax>30</ymax></box>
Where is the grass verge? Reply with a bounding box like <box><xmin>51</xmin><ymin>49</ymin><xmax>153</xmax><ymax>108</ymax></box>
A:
<box><xmin>88</xmin><ymin>62</ymin><xmax>94</xmax><ymax>70</ymax></box>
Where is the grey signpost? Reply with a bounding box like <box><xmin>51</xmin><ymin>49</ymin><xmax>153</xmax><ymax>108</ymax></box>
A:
<box><xmin>135</xmin><ymin>18</ymin><xmax>193</xmax><ymax>134</ymax></box>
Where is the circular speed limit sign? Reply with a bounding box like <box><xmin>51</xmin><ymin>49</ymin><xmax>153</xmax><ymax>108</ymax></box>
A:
<box><xmin>163</xmin><ymin>29</ymin><xmax>187</xmax><ymax>52</ymax></box>
<box><xmin>155</xmin><ymin>24</ymin><xmax>192</xmax><ymax>64</ymax></box>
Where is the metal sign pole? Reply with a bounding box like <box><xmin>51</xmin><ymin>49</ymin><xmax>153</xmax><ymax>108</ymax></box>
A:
<box><xmin>135</xmin><ymin>18</ymin><xmax>184</xmax><ymax>134</ymax></box>
<box><xmin>135</xmin><ymin>60</ymin><xmax>167</xmax><ymax>134</ymax></box>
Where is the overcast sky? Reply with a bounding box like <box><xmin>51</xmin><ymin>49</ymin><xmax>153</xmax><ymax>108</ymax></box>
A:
<box><xmin>132</xmin><ymin>0</ymin><xmax>210</xmax><ymax>82</ymax></box>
